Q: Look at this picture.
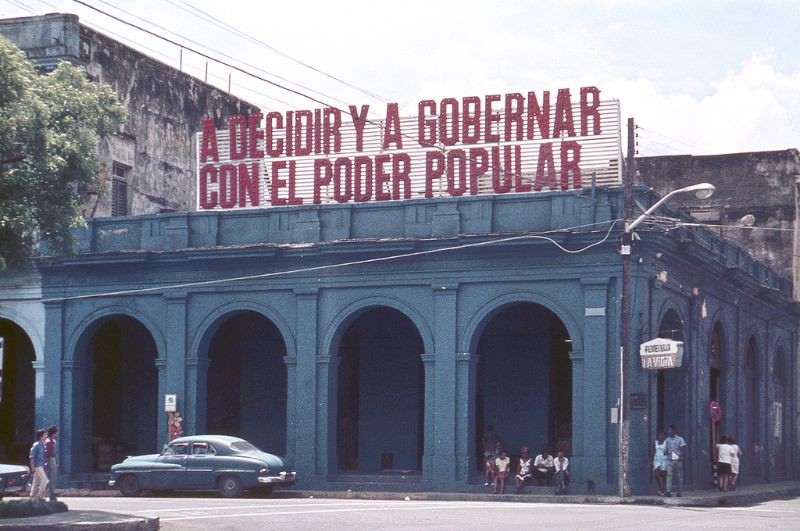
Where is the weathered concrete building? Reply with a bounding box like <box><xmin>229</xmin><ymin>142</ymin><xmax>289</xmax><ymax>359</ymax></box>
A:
<box><xmin>0</xmin><ymin>13</ymin><xmax>257</xmax><ymax>217</ymax></box>
<box><xmin>637</xmin><ymin>149</ymin><xmax>800</xmax><ymax>297</ymax></box>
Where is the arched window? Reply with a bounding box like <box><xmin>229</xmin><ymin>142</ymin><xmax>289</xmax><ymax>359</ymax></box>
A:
<box><xmin>709</xmin><ymin>323</ymin><xmax>724</xmax><ymax>403</ymax></box>
<box><xmin>744</xmin><ymin>337</ymin><xmax>758</xmax><ymax>477</ymax></box>
<box><xmin>656</xmin><ymin>310</ymin><xmax>685</xmax><ymax>435</ymax></box>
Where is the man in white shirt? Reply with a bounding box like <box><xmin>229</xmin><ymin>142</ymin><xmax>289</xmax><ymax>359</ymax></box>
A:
<box><xmin>665</xmin><ymin>424</ymin><xmax>687</xmax><ymax>497</ymax></box>
<box><xmin>554</xmin><ymin>451</ymin><xmax>570</xmax><ymax>494</ymax></box>
<box><xmin>533</xmin><ymin>449</ymin><xmax>555</xmax><ymax>485</ymax></box>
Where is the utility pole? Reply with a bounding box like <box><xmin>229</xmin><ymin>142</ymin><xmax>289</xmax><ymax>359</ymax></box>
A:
<box><xmin>619</xmin><ymin>117</ymin><xmax>635</xmax><ymax>498</ymax></box>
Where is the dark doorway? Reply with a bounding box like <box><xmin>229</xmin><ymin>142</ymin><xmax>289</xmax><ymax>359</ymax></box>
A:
<box><xmin>475</xmin><ymin>303</ymin><xmax>572</xmax><ymax>469</ymax></box>
<box><xmin>773</xmin><ymin>348</ymin><xmax>789</xmax><ymax>479</ymax></box>
<box><xmin>744</xmin><ymin>338</ymin><xmax>759</xmax><ymax>481</ymax></box>
<box><xmin>656</xmin><ymin>310</ymin><xmax>685</xmax><ymax>435</ymax></box>
<box><xmin>0</xmin><ymin>320</ymin><xmax>35</xmax><ymax>463</ymax></box>
<box><xmin>335</xmin><ymin>307</ymin><xmax>424</xmax><ymax>473</ymax></box>
<box><xmin>709</xmin><ymin>323</ymin><xmax>725</xmax><ymax>460</ymax></box>
<box><xmin>206</xmin><ymin>311</ymin><xmax>287</xmax><ymax>455</ymax></box>
<box><xmin>85</xmin><ymin>317</ymin><xmax>158</xmax><ymax>472</ymax></box>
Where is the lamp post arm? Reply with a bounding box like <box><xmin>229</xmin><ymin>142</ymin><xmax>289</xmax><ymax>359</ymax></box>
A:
<box><xmin>625</xmin><ymin>189</ymin><xmax>681</xmax><ymax>233</ymax></box>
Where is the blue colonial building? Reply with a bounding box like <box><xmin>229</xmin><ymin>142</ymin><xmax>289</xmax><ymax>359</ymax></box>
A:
<box><xmin>0</xmin><ymin>186</ymin><xmax>797</xmax><ymax>493</ymax></box>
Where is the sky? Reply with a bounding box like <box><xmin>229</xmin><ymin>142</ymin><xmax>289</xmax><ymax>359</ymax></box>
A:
<box><xmin>1</xmin><ymin>0</ymin><xmax>798</xmax><ymax>157</ymax></box>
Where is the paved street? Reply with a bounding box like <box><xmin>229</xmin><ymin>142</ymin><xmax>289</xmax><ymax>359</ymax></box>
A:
<box><xmin>61</xmin><ymin>496</ymin><xmax>800</xmax><ymax>530</ymax></box>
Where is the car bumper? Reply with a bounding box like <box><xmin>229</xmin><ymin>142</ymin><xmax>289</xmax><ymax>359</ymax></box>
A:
<box><xmin>257</xmin><ymin>471</ymin><xmax>296</xmax><ymax>485</ymax></box>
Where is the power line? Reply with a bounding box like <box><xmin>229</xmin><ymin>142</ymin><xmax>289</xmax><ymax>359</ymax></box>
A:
<box><xmin>168</xmin><ymin>0</ymin><xmax>393</xmax><ymax>106</ymax></box>
<box><xmin>2</xmin><ymin>0</ymin><xmax>36</xmax><ymax>14</ymax></box>
<box><xmin>71</xmin><ymin>0</ymin><xmax>348</xmax><ymax>111</ymax></box>
<box><xmin>41</xmin><ymin>219</ymin><xmax>620</xmax><ymax>303</ymax></box>
<box><xmin>636</xmin><ymin>125</ymin><xmax>696</xmax><ymax>150</ymax></box>
<box><xmin>84</xmin><ymin>0</ymin><xmax>355</xmax><ymax>110</ymax></box>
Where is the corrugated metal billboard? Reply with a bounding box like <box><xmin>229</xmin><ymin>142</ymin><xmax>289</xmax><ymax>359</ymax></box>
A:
<box><xmin>196</xmin><ymin>87</ymin><xmax>621</xmax><ymax>210</ymax></box>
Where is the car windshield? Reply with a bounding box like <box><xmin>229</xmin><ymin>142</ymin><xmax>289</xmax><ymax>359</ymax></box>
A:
<box><xmin>163</xmin><ymin>443</ymin><xmax>189</xmax><ymax>456</ymax></box>
<box><xmin>230</xmin><ymin>441</ymin><xmax>258</xmax><ymax>453</ymax></box>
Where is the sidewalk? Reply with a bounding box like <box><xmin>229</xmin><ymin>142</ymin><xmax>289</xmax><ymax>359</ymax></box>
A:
<box><xmin>1</xmin><ymin>481</ymin><xmax>798</xmax><ymax>529</ymax></box>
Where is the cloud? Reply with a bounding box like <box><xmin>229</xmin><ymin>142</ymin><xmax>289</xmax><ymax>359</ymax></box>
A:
<box><xmin>611</xmin><ymin>55</ymin><xmax>800</xmax><ymax>155</ymax></box>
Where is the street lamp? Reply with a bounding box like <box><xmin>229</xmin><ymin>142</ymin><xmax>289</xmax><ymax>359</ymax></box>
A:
<box><xmin>627</xmin><ymin>183</ymin><xmax>717</xmax><ymax>232</ymax></box>
<box><xmin>619</xmin><ymin>182</ymin><xmax>716</xmax><ymax>498</ymax></box>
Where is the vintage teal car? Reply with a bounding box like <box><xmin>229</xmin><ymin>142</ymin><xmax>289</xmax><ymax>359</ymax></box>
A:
<box><xmin>109</xmin><ymin>435</ymin><xmax>296</xmax><ymax>497</ymax></box>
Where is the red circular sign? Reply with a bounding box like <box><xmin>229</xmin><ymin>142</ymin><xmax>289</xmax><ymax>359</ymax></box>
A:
<box><xmin>709</xmin><ymin>400</ymin><xmax>723</xmax><ymax>423</ymax></box>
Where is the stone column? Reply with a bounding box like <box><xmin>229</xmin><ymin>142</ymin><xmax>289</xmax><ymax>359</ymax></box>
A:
<box><xmin>455</xmin><ymin>352</ymin><xmax>478</xmax><ymax>482</ymax></box>
<box><xmin>294</xmin><ymin>288</ymin><xmax>319</xmax><ymax>481</ymax></box>
<box><xmin>163</xmin><ymin>291</ymin><xmax>187</xmax><ymax>444</ymax></box>
<box><xmin>581</xmin><ymin>279</ymin><xmax>610</xmax><ymax>487</ymax></box>
<box><xmin>568</xmin><ymin>349</ymin><xmax>585</xmax><ymax>484</ymax></box>
<box><xmin>421</xmin><ymin>353</ymin><xmax>436</xmax><ymax>480</ymax></box>
<box><xmin>283</xmin><ymin>355</ymin><xmax>298</xmax><ymax>468</ymax></box>
<box><xmin>185</xmin><ymin>356</ymin><xmax>208</xmax><ymax>435</ymax></box>
<box><xmin>315</xmin><ymin>355</ymin><xmax>337</xmax><ymax>478</ymax></box>
<box><xmin>155</xmin><ymin>357</ymin><xmax>168</xmax><ymax>447</ymax></box>
<box><xmin>60</xmin><ymin>360</ymin><xmax>90</xmax><ymax>475</ymax></box>
<box><xmin>42</xmin><ymin>301</ymin><xmax>63</xmax><ymax>436</ymax></box>
<box><xmin>432</xmin><ymin>282</ymin><xmax>458</xmax><ymax>485</ymax></box>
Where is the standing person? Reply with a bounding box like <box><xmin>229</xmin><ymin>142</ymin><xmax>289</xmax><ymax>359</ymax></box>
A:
<box><xmin>44</xmin><ymin>425</ymin><xmax>58</xmax><ymax>502</ymax></box>
<box><xmin>716</xmin><ymin>435</ymin><xmax>733</xmax><ymax>492</ymax></box>
<box><xmin>514</xmin><ymin>446</ymin><xmax>533</xmax><ymax>494</ymax></box>
<box><xmin>652</xmin><ymin>431</ymin><xmax>668</xmax><ymax>496</ymax></box>
<box><xmin>729</xmin><ymin>436</ymin><xmax>741</xmax><ymax>490</ymax></box>
<box><xmin>553</xmin><ymin>451</ymin><xmax>570</xmax><ymax>494</ymax></box>
<box><xmin>28</xmin><ymin>428</ymin><xmax>49</xmax><ymax>501</ymax></box>
<box><xmin>494</xmin><ymin>450</ymin><xmax>511</xmax><ymax>494</ymax></box>
<box><xmin>665</xmin><ymin>424</ymin><xmax>687</xmax><ymax>497</ymax></box>
<box><xmin>481</xmin><ymin>425</ymin><xmax>500</xmax><ymax>487</ymax></box>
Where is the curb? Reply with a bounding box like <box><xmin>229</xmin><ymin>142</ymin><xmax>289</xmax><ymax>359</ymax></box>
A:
<box><xmin>0</xmin><ymin>510</ymin><xmax>158</xmax><ymax>530</ymax></box>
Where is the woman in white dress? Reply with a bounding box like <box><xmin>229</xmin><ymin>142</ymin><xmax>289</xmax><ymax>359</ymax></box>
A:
<box><xmin>729</xmin><ymin>436</ymin><xmax>741</xmax><ymax>490</ymax></box>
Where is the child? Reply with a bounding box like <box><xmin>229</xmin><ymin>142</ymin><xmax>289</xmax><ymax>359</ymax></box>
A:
<box><xmin>494</xmin><ymin>451</ymin><xmax>510</xmax><ymax>494</ymax></box>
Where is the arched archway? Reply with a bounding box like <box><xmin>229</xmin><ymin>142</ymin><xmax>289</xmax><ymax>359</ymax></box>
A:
<box><xmin>203</xmin><ymin>311</ymin><xmax>287</xmax><ymax>455</ymax></box>
<box><xmin>72</xmin><ymin>316</ymin><xmax>159</xmax><ymax>472</ymax></box>
<box><xmin>709</xmin><ymin>322</ymin><xmax>726</xmax><ymax>464</ymax></box>
<box><xmin>0</xmin><ymin>319</ymin><xmax>35</xmax><ymax>463</ymax></box>
<box><xmin>473</xmin><ymin>302</ymin><xmax>572</xmax><ymax>470</ymax></box>
<box><xmin>744</xmin><ymin>336</ymin><xmax>760</xmax><ymax>481</ymax></box>
<box><xmin>656</xmin><ymin>309</ymin><xmax>685</xmax><ymax>434</ymax></box>
<box><xmin>334</xmin><ymin>306</ymin><xmax>424</xmax><ymax>473</ymax></box>
<box><xmin>773</xmin><ymin>346</ymin><xmax>790</xmax><ymax>479</ymax></box>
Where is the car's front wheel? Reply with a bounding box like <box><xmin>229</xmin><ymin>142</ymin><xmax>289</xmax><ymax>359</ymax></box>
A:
<box><xmin>218</xmin><ymin>475</ymin><xmax>243</xmax><ymax>498</ymax></box>
<box><xmin>118</xmin><ymin>474</ymin><xmax>141</xmax><ymax>497</ymax></box>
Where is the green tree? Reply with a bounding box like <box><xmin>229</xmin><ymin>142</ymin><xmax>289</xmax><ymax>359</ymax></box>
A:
<box><xmin>0</xmin><ymin>36</ymin><xmax>126</xmax><ymax>269</ymax></box>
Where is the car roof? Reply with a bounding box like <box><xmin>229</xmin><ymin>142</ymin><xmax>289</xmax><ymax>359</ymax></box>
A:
<box><xmin>167</xmin><ymin>435</ymin><xmax>247</xmax><ymax>446</ymax></box>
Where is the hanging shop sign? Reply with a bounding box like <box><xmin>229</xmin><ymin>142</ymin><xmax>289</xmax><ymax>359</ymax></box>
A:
<box><xmin>196</xmin><ymin>87</ymin><xmax>621</xmax><ymax>210</ymax></box>
<box><xmin>639</xmin><ymin>337</ymin><xmax>684</xmax><ymax>369</ymax></box>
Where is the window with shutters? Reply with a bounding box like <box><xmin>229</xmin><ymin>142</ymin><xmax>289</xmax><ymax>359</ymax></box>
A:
<box><xmin>111</xmin><ymin>162</ymin><xmax>129</xmax><ymax>217</ymax></box>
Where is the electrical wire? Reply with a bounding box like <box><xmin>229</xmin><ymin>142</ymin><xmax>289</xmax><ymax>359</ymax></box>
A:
<box><xmin>2</xmin><ymin>0</ymin><xmax>36</xmax><ymax>14</ymax></box>
<box><xmin>636</xmin><ymin>125</ymin><xmax>696</xmax><ymax>150</ymax></box>
<box><xmin>168</xmin><ymin>0</ymin><xmax>393</xmax><ymax>106</ymax></box>
<box><xmin>41</xmin><ymin>218</ymin><xmax>621</xmax><ymax>303</ymax></box>
<box><xmin>85</xmin><ymin>0</ymin><xmax>356</xmax><ymax>110</ymax></box>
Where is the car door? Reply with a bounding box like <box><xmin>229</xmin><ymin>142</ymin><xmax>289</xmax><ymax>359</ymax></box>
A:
<box><xmin>153</xmin><ymin>442</ymin><xmax>190</xmax><ymax>490</ymax></box>
<box><xmin>185</xmin><ymin>442</ymin><xmax>217</xmax><ymax>489</ymax></box>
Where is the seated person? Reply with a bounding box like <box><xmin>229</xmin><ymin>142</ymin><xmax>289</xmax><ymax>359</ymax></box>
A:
<box><xmin>554</xmin><ymin>451</ymin><xmax>570</xmax><ymax>494</ymax></box>
<box><xmin>494</xmin><ymin>451</ymin><xmax>511</xmax><ymax>494</ymax></box>
<box><xmin>514</xmin><ymin>446</ymin><xmax>533</xmax><ymax>494</ymax></box>
<box><xmin>533</xmin><ymin>449</ymin><xmax>555</xmax><ymax>485</ymax></box>
<box><xmin>483</xmin><ymin>440</ymin><xmax>502</xmax><ymax>487</ymax></box>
